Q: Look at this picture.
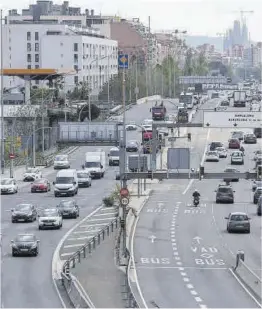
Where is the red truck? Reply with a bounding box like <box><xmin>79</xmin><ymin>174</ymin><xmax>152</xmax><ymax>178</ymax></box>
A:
<box><xmin>151</xmin><ymin>105</ymin><xmax>166</xmax><ymax>121</ymax></box>
<box><xmin>142</xmin><ymin>129</ymin><xmax>159</xmax><ymax>154</ymax></box>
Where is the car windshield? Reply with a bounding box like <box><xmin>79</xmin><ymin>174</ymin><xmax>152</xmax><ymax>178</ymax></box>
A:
<box><xmin>110</xmin><ymin>150</ymin><xmax>119</xmax><ymax>156</ymax></box>
<box><xmin>15</xmin><ymin>235</ymin><xmax>35</xmax><ymax>242</ymax></box>
<box><xmin>229</xmin><ymin>139</ymin><xmax>238</xmax><ymax>142</ymax></box>
<box><xmin>211</xmin><ymin>142</ymin><xmax>222</xmax><ymax>148</ymax></box>
<box><xmin>15</xmin><ymin>204</ymin><xmax>31</xmax><ymax>211</ymax></box>
<box><xmin>218</xmin><ymin>187</ymin><xmax>231</xmax><ymax>193</ymax></box>
<box><xmin>58</xmin><ymin>201</ymin><xmax>74</xmax><ymax>209</ymax></box>
<box><xmin>208</xmin><ymin>151</ymin><xmax>217</xmax><ymax>155</ymax></box>
<box><xmin>216</xmin><ymin>147</ymin><xmax>225</xmax><ymax>151</ymax></box>
<box><xmin>256</xmin><ymin>188</ymin><xmax>262</xmax><ymax>193</ymax></box>
<box><xmin>55</xmin><ymin>156</ymin><xmax>67</xmax><ymax>161</ymax></box>
<box><xmin>128</xmin><ymin>141</ymin><xmax>137</xmax><ymax>145</ymax></box>
<box><xmin>1</xmin><ymin>179</ymin><xmax>13</xmax><ymax>185</ymax></box>
<box><xmin>232</xmin><ymin>152</ymin><xmax>242</xmax><ymax>157</ymax></box>
<box><xmin>56</xmin><ymin>177</ymin><xmax>74</xmax><ymax>184</ymax></box>
<box><xmin>26</xmin><ymin>168</ymin><xmax>37</xmax><ymax>173</ymax></box>
<box><xmin>246</xmin><ymin>134</ymin><xmax>254</xmax><ymax>137</ymax></box>
<box><xmin>230</xmin><ymin>214</ymin><xmax>248</xmax><ymax>221</ymax></box>
<box><xmin>34</xmin><ymin>179</ymin><xmax>45</xmax><ymax>184</ymax></box>
<box><xmin>77</xmin><ymin>172</ymin><xmax>89</xmax><ymax>178</ymax></box>
<box><xmin>42</xmin><ymin>209</ymin><xmax>59</xmax><ymax>217</ymax></box>
<box><xmin>85</xmin><ymin>162</ymin><xmax>100</xmax><ymax>168</ymax></box>
<box><xmin>225</xmin><ymin>168</ymin><xmax>236</xmax><ymax>172</ymax></box>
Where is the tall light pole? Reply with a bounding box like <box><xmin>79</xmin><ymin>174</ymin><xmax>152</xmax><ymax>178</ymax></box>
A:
<box><xmin>1</xmin><ymin>9</ymin><xmax>4</xmax><ymax>174</ymax></box>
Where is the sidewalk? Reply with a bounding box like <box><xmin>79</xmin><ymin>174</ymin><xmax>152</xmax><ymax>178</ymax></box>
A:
<box><xmin>71</xmin><ymin>229</ymin><xmax>127</xmax><ymax>308</ymax></box>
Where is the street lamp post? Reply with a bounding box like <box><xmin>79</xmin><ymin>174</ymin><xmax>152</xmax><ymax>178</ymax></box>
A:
<box><xmin>1</xmin><ymin>9</ymin><xmax>4</xmax><ymax>174</ymax></box>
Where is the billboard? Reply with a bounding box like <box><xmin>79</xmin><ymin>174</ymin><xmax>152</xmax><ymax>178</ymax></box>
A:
<box><xmin>167</xmin><ymin>148</ymin><xmax>190</xmax><ymax>169</ymax></box>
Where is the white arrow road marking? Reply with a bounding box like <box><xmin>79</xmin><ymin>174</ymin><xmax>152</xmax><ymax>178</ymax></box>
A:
<box><xmin>193</xmin><ymin>236</ymin><xmax>202</xmax><ymax>244</ymax></box>
<box><xmin>200</xmin><ymin>253</ymin><xmax>213</xmax><ymax>259</ymax></box>
<box><xmin>149</xmin><ymin>235</ymin><xmax>156</xmax><ymax>243</ymax></box>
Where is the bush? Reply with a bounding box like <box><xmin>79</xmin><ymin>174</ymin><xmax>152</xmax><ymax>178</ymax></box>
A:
<box><xmin>103</xmin><ymin>196</ymin><xmax>114</xmax><ymax>207</ymax></box>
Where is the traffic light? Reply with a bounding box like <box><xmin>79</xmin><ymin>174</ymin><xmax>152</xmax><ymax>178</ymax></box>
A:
<box><xmin>147</xmin><ymin>170</ymin><xmax>153</xmax><ymax>180</ymax></box>
<box><xmin>171</xmin><ymin>128</ymin><xmax>174</xmax><ymax>133</ymax></box>
<box><xmin>187</xmin><ymin>133</ymin><xmax>191</xmax><ymax>141</ymax></box>
<box><xmin>199</xmin><ymin>165</ymin><xmax>204</xmax><ymax>180</ymax></box>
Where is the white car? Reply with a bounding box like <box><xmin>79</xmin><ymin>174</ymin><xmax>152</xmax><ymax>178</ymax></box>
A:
<box><xmin>23</xmin><ymin>167</ymin><xmax>42</xmax><ymax>182</ymax></box>
<box><xmin>141</xmin><ymin>124</ymin><xmax>152</xmax><ymax>132</ymax></box>
<box><xmin>76</xmin><ymin>170</ymin><xmax>92</xmax><ymax>187</ymax></box>
<box><xmin>142</xmin><ymin>119</ymin><xmax>153</xmax><ymax>125</ymax></box>
<box><xmin>38</xmin><ymin>208</ymin><xmax>63</xmax><ymax>230</ymax></box>
<box><xmin>231</xmin><ymin>151</ymin><xmax>244</xmax><ymax>165</ymax></box>
<box><xmin>53</xmin><ymin>154</ymin><xmax>70</xmax><ymax>170</ymax></box>
<box><xmin>216</xmin><ymin>147</ymin><xmax>228</xmax><ymax>158</ymax></box>
<box><xmin>205</xmin><ymin>151</ymin><xmax>219</xmax><ymax>162</ymax></box>
<box><xmin>1</xmin><ymin>178</ymin><xmax>18</xmax><ymax>194</ymax></box>
<box><xmin>125</xmin><ymin>123</ymin><xmax>137</xmax><ymax>131</ymax></box>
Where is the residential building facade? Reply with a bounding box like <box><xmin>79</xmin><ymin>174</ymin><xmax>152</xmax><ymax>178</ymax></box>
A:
<box><xmin>2</xmin><ymin>23</ymin><xmax>118</xmax><ymax>95</ymax></box>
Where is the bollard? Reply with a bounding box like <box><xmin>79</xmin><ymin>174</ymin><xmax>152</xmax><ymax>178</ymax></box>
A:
<box><xmin>92</xmin><ymin>237</ymin><xmax>96</xmax><ymax>249</ymax></box>
<box><xmin>98</xmin><ymin>233</ymin><xmax>101</xmax><ymax>245</ymax></box>
<box><xmin>102</xmin><ymin>229</ymin><xmax>105</xmax><ymax>240</ymax></box>
<box><xmin>107</xmin><ymin>226</ymin><xmax>110</xmax><ymax>236</ymax></box>
<box><xmin>78</xmin><ymin>251</ymin><xmax>81</xmax><ymax>263</ymax></box>
<box><xmin>88</xmin><ymin>242</ymin><xmax>92</xmax><ymax>254</ymax></box>
<box><xmin>83</xmin><ymin>246</ymin><xmax>86</xmax><ymax>258</ymax></box>
<box><xmin>235</xmin><ymin>250</ymin><xmax>245</xmax><ymax>270</ymax></box>
<box><xmin>72</xmin><ymin>257</ymin><xmax>76</xmax><ymax>268</ymax></box>
<box><xmin>111</xmin><ymin>222</ymin><xmax>114</xmax><ymax>232</ymax></box>
<box><xmin>116</xmin><ymin>218</ymin><xmax>118</xmax><ymax>228</ymax></box>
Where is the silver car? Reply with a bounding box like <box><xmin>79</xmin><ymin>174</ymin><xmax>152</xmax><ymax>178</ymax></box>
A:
<box><xmin>225</xmin><ymin>212</ymin><xmax>251</xmax><ymax>233</ymax></box>
<box><xmin>252</xmin><ymin>180</ymin><xmax>262</xmax><ymax>192</ymax></box>
<box><xmin>76</xmin><ymin>170</ymin><xmax>92</xmax><ymax>187</ymax></box>
<box><xmin>244</xmin><ymin>133</ymin><xmax>257</xmax><ymax>144</ymax></box>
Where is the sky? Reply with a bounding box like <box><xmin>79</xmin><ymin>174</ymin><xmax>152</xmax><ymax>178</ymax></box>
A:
<box><xmin>1</xmin><ymin>0</ymin><xmax>262</xmax><ymax>41</ymax></box>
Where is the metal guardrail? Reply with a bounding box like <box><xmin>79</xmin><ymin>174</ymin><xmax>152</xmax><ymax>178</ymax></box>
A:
<box><xmin>61</xmin><ymin>217</ymin><xmax>120</xmax><ymax>308</ymax></box>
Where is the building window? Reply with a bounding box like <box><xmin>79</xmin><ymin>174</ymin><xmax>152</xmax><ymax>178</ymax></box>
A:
<box><xmin>74</xmin><ymin>54</ymin><xmax>78</xmax><ymax>62</ymax></box>
<box><xmin>35</xmin><ymin>80</ymin><xmax>39</xmax><ymax>85</ymax></box>
<box><xmin>35</xmin><ymin>54</ymin><xmax>39</xmax><ymax>62</ymax></box>
<box><xmin>74</xmin><ymin>65</ymin><xmax>78</xmax><ymax>72</ymax></box>
<box><xmin>27</xmin><ymin>54</ymin><xmax>31</xmax><ymax>62</ymax></box>
<box><xmin>35</xmin><ymin>32</ymin><xmax>39</xmax><ymax>40</ymax></box>
<box><xmin>35</xmin><ymin>43</ymin><xmax>39</xmax><ymax>52</ymax></box>
<box><xmin>27</xmin><ymin>32</ymin><xmax>31</xmax><ymax>40</ymax></box>
<box><xmin>27</xmin><ymin>43</ymin><xmax>31</xmax><ymax>52</ymax></box>
<box><xmin>74</xmin><ymin>43</ymin><xmax>78</xmax><ymax>52</ymax></box>
<box><xmin>74</xmin><ymin>76</ymin><xmax>78</xmax><ymax>84</ymax></box>
<box><xmin>35</xmin><ymin>65</ymin><xmax>39</xmax><ymax>69</ymax></box>
<box><xmin>27</xmin><ymin>65</ymin><xmax>31</xmax><ymax>69</ymax></box>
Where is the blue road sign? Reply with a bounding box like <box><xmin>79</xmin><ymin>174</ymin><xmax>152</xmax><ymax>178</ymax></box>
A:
<box><xmin>118</xmin><ymin>54</ymin><xmax>129</xmax><ymax>69</ymax></box>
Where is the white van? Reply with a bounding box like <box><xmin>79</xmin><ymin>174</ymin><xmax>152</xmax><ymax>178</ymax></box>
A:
<box><xmin>108</xmin><ymin>147</ymin><xmax>120</xmax><ymax>166</ymax></box>
<box><xmin>82</xmin><ymin>151</ymin><xmax>106</xmax><ymax>179</ymax></box>
<box><xmin>54</xmin><ymin>154</ymin><xmax>70</xmax><ymax>170</ymax></box>
<box><xmin>53</xmin><ymin>169</ymin><xmax>78</xmax><ymax>197</ymax></box>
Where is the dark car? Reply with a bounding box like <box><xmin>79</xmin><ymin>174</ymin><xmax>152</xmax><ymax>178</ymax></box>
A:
<box><xmin>220</xmin><ymin>100</ymin><xmax>230</xmax><ymax>106</ymax></box>
<box><xmin>57</xmin><ymin>200</ymin><xmax>79</xmax><ymax>218</ymax></box>
<box><xmin>257</xmin><ymin>196</ymin><xmax>262</xmax><ymax>216</ymax></box>
<box><xmin>11</xmin><ymin>234</ymin><xmax>39</xmax><ymax>256</ymax></box>
<box><xmin>126</xmin><ymin>140</ymin><xmax>139</xmax><ymax>152</ymax></box>
<box><xmin>244</xmin><ymin>133</ymin><xmax>257</xmax><ymax>144</ymax></box>
<box><xmin>254</xmin><ymin>127</ymin><xmax>262</xmax><ymax>138</ymax></box>
<box><xmin>209</xmin><ymin>141</ymin><xmax>223</xmax><ymax>151</ymax></box>
<box><xmin>223</xmin><ymin>168</ymin><xmax>240</xmax><ymax>182</ymax></box>
<box><xmin>11</xmin><ymin>204</ymin><xmax>37</xmax><ymax>223</ymax></box>
<box><xmin>31</xmin><ymin>178</ymin><xmax>51</xmax><ymax>193</ymax></box>
<box><xmin>253</xmin><ymin>187</ymin><xmax>262</xmax><ymax>204</ymax></box>
<box><xmin>215</xmin><ymin>185</ymin><xmax>235</xmax><ymax>203</ymax></box>
<box><xmin>252</xmin><ymin>180</ymin><xmax>262</xmax><ymax>192</ymax></box>
<box><xmin>225</xmin><ymin>212</ymin><xmax>250</xmax><ymax>233</ymax></box>
<box><xmin>228</xmin><ymin>138</ymin><xmax>240</xmax><ymax>149</ymax></box>
<box><xmin>231</xmin><ymin>131</ymin><xmax>244</xmax><ymax>141</ymax></box>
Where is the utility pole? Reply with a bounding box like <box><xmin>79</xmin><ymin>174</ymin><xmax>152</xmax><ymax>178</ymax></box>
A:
<box><xmin>148</xmin><ymin>16</ymin><xmax>151</xmax><ymax>97</ymax></box>
<box><xmin>135</xmin><ymin>56</ymin><xmax>138</xmax><ymax>102</ymax></box>
<box><xmin>9</xmin><ymin>120</ymin><xmax>14</xmax><ymax>178</ymax></box>
<box><xmin>1</xmin><ymin>9</ymin><xmax>4</xmax><ymax>174</ymax></box>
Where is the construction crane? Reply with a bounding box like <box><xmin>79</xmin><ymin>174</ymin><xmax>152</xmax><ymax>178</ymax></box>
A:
<box><xmin>231</xmin><ymin>10</ymin><xmax>254</xmax><ymax>24</ymax></box>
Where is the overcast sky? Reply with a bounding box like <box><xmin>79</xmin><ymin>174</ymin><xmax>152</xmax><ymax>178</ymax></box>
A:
<box><xmin>1</xmin><ymin>0</ymin><xmax>261</xmax><ymax>41</ymax></box>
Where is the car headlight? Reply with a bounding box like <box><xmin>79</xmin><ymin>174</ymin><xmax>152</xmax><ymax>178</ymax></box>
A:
<box><xmin>68</xmin><ymin>187</ymin><xmax>74</xmax><ymax>191</ymax></box>
<box><xmin>31</xmin><ymin>244</ymin><xmax>37</xmax><ymax>249</ymax></box>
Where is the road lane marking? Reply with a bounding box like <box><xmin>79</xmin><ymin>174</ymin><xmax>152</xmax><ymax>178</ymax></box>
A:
<box><xmin>94</xmin><ymin>212</ymin><xmax>117</xmax><ymax>216</ymax></box>
<box><xmin>183</xmin><ymin>277</ymin><xmax>190</xmax><ymax>282</ymax></box>
<box><xmin>176</xmin><ymin>261</ymin><xmax>182</xmax><ymax>265</ymax></box>
<box><xmin>63</xmin><ymin>243</ymin><xmax>85</xmax><ymax>248</ymax></box>
<box><xmin>60</xmin><ymin>252</ymin><xmax>75</xmax><ymax>257</ymax></box>
<box><xmin>195</xmin><ymin>297</ymin><xmax>202</xmax><ymax>302</ymax></box>
<box><xmin>191</xmin><ymin>290</ymin><xmax>198</xmax><ymax>295</ymax></box>
<box><xmin>136</xmin><ymin>266</ymin><xmax>229</xmax><ymax>269</ymax></box>
<box><xmin>86</xmin><ymin>217</ymin><xmax>116</xmax><ymax>221</ymax></box>
<box><xmin>67</xmin><ymin>236</ymin><xmax>93</xmax><ymax>241</ymax></box>
<box><xmin>73</xmin><ymin>230</ymin><xmax>101</xmax><ymax>234</ymax></box>
<box><xmin>186</xmin><ymin>284</ymin><xmax>194</xmax><ymax>289</ymax></box>
<box><xmin>79</xmin><ymin>223</ymin><xmax>107</xmax><ymax>227</ymax></box>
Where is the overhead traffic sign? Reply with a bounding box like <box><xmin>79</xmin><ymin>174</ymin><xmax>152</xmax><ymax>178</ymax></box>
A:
<box><xmin>204</xmin><ymin>111</ymin><xmax>262</xmax><ymax>128</ymax></box>
<box><xmin>179</xmin><ymin>76</ymin><xmax>226</xmax><ymax>85</ymax></box>
<box><xmin>118</xmin><ymin>54</ymin><xmax>129</xmax><ymax>69</ymax></box>
<box><xmin>9</xmin><ymin>153</ymin><xmax>15</xmax><ymax>159</ymax></box>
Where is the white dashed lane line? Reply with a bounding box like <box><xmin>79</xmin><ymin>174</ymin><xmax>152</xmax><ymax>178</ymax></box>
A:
<box><xmin>59</xmin><ymin>206</ymin><xmax>118</xmax><ymax>260</ymax></box>
<box><xmin>171</xmin><ymin>204</ymin><xmax>207</xmax><ymax>308</ymax></box>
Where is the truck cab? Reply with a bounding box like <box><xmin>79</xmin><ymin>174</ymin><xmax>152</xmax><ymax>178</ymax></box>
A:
<box><xmin>108</xmin><ymin>147</ymin><xmax>120</xmax><ymax>166</ymax></box>
<box><xmin>82</xmin><ymin>151</ymin><xmax>106</xmax><ymax>179</ymax></box>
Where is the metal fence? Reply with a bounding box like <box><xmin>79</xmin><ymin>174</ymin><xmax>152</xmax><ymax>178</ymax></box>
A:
<box><xmin>61</xmin><ymin>217</ymin><xmax>120</xmax><ymax>307</ymax></box>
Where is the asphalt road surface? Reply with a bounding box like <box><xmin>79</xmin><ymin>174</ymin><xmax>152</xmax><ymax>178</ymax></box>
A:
<box><xmin>0</xmin><ymin>100</ymin><xmax>177</xmax><ymax>308</ymax></box>
<box><xmin>133</xmin><ymin>102</ymin><xmax>261</xmax><ymax>308</ymax></box>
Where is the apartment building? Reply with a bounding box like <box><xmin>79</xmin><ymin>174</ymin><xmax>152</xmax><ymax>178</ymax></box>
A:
<box><xmin>2</xmin><ymin>23</ymin><xmax>118</xmax><ymax>95</ymax></box>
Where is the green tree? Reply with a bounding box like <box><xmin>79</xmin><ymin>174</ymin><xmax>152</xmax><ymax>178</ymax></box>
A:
<box><xmin>193</xmin><ymin>51</ymin><xmax>208</xmax><ymax>75</ymax></box>
<box><xmin>67</xmin><ymin>81</ymin><xmax>90</xmax><ymax>101</ymax></box>
<box><xmin>30</xmin><ymin>87</ymin><xmax>54</xmax><ymax>104</ymax></box>
<box><xmin>183</xmin><ymin>49</ymin><xmax>195</xmax><ymax>76</ymax></box>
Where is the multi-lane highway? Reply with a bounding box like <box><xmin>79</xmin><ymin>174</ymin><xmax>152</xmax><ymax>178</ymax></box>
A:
<box><xmin>1</xmin><ymin>100</ymin><xmax>177</xmax><ymax>308</ymax></box>
<box><xmin>133</xmin><ymin>100</ymin><xmax>261</xmax><ymax>308</ymax></box>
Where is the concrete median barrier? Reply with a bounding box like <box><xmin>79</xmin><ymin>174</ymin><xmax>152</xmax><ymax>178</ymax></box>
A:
<box><xmin>137</xmin><ymin>95</ymin><xmax>162</xmax><ymax>105</ymax></box>
<box><xmin>233</xmin><ymin>260</ymin><xmax>262</xmax><ymax>303</ymax></box>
